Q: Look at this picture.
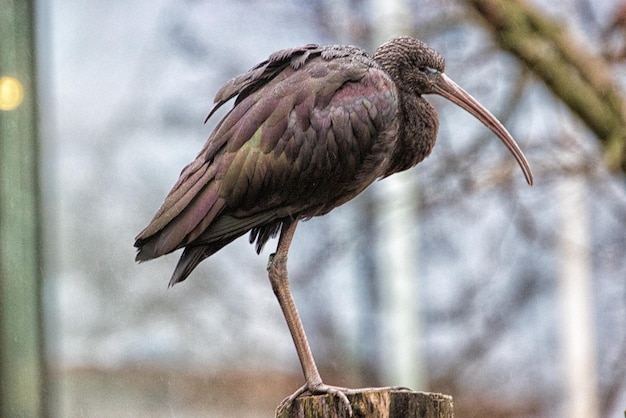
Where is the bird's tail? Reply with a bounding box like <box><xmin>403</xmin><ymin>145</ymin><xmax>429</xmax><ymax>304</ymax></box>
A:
<box><xmin>169</xmin><ymin>246</ymin><xmax>211</xmax><ymax>287</ymax></box>
<box><xmin>167</xmin><ymin>234</ymin><xmax>240</xmax><ymax>287</ymax></box>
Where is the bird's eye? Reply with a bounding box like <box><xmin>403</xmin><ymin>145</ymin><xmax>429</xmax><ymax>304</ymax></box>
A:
<box><xmin>419</xmin><ymin>65</ymin><xmax>438</xmax><ymax>74</ymax></box>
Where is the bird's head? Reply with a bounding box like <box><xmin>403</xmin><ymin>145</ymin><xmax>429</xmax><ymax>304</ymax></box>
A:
<box><xmin>374</xmin><ymin>36</ymin><xmax>446</xmax><ymax>95</ymax></box>
<box><xmin>375</xmin><ymin>37</ymin><xmax>534</xmax><ymax>186</ymax></box>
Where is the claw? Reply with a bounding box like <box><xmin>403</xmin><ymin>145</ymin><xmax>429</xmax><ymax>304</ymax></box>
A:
<box><xmin>277</xmin><ymin>383</ymin><xmax>353</xmax><ymax>416</ymax></box>
<box><xmin>276</xmin><ymin>384</ymin><xmax>307</xmax><ymax>413</ymax></box>
<box><xmin>277</xmin><ymin>384</ymin><xmax>414</xmax><ymax>417</ymax></box>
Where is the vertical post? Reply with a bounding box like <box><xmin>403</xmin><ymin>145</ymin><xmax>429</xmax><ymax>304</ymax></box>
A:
<box><xmin>556</xmin><ymin>175</ymin><xmax>599</xmax><ymax>418</ymax></box>
<box><xmin>277</xmin><ymin>389</ymin><xmax>453</xmax><ymax>418</ymax></box>
<box><xmin>370</xmin><ymin>0</ymin><xmax>425</xmax><ymax>390</ymax></box>
<box><xmin>0</xmin><ymin>0</ymin><xmax>46</xmax><ymax>416</ymax></box>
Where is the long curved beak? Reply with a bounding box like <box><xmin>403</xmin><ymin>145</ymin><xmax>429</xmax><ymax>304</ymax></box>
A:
<box><xmin>431</xmin><ymin>73</ymin><xmax>534</xmax><ymax>186</ymax></box>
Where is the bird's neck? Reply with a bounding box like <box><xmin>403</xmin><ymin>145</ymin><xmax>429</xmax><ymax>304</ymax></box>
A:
<box><xmin>385</xmin><ymin>92</ymin><xmax>439</xmax><ymax>176</ymax></box>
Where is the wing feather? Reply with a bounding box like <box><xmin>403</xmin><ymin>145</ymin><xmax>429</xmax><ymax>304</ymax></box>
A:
<box><xmin>135</xmin><ymin>43</ymin><xmax>399</xmax><ymax>284</ymax></box>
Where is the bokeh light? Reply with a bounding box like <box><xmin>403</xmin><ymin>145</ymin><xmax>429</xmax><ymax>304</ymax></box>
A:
<box><xmin>0</xmin><ymin>76</ymin><xmax>24</xmax><ymax>111</ymax></box>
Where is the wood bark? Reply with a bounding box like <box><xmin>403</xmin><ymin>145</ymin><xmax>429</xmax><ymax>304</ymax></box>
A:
<box><xmin>276</xmin><ymin>389</ymin><xmax>453</xmax><ymax>418</ymax></box>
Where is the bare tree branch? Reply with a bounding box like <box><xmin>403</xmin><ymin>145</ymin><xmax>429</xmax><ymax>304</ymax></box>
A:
<box><xmin>464</xmin><ymin>0</ymin><xmax>626</xmax><ymax>174</ymax></box>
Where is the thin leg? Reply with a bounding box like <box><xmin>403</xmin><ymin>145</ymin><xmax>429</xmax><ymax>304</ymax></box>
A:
<box><xmin>268</xmin><ymin>220</ymin><xmax>352</xmax><ymax>415</ymax></box>
<box><xmin>268</xmin><ymin>220</ymin><xmax>413</xmax><ymax>416</ymax></box>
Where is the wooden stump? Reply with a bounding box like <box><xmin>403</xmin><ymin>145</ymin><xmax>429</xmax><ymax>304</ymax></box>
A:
<box><xmin>276</xmin><ymin>389</ymin><xmax>453</xmax><ymax>418</ymax></box>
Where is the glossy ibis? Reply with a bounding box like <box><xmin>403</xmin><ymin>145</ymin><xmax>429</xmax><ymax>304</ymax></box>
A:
<box><xmin>135</xmin><ymin>37</ymin><xmax>533</xmax><ymax>414</ymax></box>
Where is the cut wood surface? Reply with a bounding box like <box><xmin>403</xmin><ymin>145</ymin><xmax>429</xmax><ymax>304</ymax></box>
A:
<box><xmin>275</xmin><ymin>389</ymin><xmax>453</xmax><ymax>418</ymax></box>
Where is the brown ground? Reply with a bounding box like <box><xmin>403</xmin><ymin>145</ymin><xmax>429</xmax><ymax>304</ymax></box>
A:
<box><xmin>52</xmin><ymin>367</ymin><xmax>543</xmax><ymax>417</ymax></box>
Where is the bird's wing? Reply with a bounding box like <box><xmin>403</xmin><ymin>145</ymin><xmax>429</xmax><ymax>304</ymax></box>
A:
<box><xmin>205</xmin><ymin>44</ymin><xmax>371</xmax><ymax>122</ymax></box>
<box><xmin>135</xmin><ymin>45</ymin><xmax>397</xmax><ymax>263</ymax></box>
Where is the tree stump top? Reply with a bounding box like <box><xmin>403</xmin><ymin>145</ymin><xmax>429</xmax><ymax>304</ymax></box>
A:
<box><xmin>276</xmin><ymin>389</ymin><xmax>453</xmax><ymax>418</ymax></box>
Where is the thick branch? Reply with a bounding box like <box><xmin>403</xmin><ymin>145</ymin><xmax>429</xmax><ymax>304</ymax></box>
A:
<box><xmin>465</xmin><ymin>0</ymin><xmax>626</xmax><ymax>174</ymax></box>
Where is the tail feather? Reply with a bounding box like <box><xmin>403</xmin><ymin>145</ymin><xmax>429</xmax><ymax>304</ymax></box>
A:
<box><xmin>169</xmin><ymin>246</ymin><xmax>208</xmax><ymax>287</ymax></box>
<box><xmin>168</xmin><ymin>235</ymin><xmax>239</xmax><ymax>286</ymax></box>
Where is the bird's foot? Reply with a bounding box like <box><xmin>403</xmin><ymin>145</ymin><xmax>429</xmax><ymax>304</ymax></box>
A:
<box><xmin>276</xmin><ymin>382</ymin><xmax>413</xmax><ymax>416</ymax></box>
<box><xmin>277</xmin><ymin>382</ymin><xmax>353</xmax><ymax>416</ymax></box>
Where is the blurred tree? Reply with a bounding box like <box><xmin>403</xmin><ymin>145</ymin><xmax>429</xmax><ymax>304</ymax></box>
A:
<box><xmin>463</xmin><ymin>2</ymin><xmax>626</xmax><ymax>416</ymax></box>
<box><xmin>466</xmin><ymin>0</ymin><xmax>626</xmax><ymax>174</ymax></box>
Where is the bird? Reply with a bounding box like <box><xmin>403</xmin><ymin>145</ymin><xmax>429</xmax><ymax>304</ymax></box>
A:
<box><xmin>135</xmin><ymin>36</ymin><xmax>533</xmax><ymax>415</ymax></box>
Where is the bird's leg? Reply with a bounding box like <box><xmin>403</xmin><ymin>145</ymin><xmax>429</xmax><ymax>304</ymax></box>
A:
<box><xmin>267</xmin><ymin>220</ymin><xmax>353</xmax><ymax>416</ymax></box>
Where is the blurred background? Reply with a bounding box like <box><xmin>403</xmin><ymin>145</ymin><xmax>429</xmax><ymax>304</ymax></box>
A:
<box><xmin>1</xmin><ymin>0</ymin><xmax>625</xmax><ymax>417</ymax></box>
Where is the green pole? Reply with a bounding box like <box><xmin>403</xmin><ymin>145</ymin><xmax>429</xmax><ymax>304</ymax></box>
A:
<box><xmin>0</xmin><ymin>0</ymin><xmax>46</xmax><ymax>416</ymax></box>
